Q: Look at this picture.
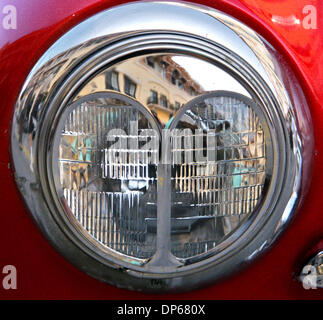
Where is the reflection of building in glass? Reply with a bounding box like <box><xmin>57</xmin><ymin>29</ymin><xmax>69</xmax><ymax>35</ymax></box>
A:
<box><xmin>78</xmin><ymin>55</ymin><xmax>202</xmax><ymax>126</ymax></box>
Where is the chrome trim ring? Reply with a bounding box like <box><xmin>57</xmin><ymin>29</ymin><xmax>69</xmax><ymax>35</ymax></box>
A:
<box><xmin>11</xmin><ymin>1</ymin><xmax>313</xmax><ymax>292</ymax></box>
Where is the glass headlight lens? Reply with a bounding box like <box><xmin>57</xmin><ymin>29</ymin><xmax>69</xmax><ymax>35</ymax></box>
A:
<box><xmin>55</xmin><ymin>94</ymin><xmax>160</xmax><ymax>259</ymax></box>
<box><xmin>53</xmin><ymin>88</ymin><xmax>272</xmax><ymax>263</ymax></box>
<box><xmin>169</xmin><ymin>93</ymin><xmax>270</xmax><ymax>258</ymax></box>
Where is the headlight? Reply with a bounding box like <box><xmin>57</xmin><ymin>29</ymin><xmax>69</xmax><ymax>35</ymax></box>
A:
<box><xmin>168</xmin><ymin>92</ymin><xmax>271</xmax><ymax>260</ymax></box>
<box><xmin>54</xmin><ymin>92</ymin><xmax>160</xmax><ymax>260</ymax></box>
<box><xmin>11</xmin><ymin>2</ymin><xmax>313</xmax><ymax>292</ymax></box>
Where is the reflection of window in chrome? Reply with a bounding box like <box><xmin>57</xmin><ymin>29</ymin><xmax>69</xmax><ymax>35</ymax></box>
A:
<box><xmin>171</xmin><ymin>69</ymin><xmax>186</xmax><ymax>91</ymax></box>
<box><xmin>105</xmin><ymin>70</ymin><xmax>119</xmax><ymax>91</ymax></box>
<box><xmin>160</xmin><ymin>94</ymin><xmax>168</xmax><ymax>108</ymax></box>
<box><xmin>148</xmin><ymin>90</ymin><xmax>158</xmax><ymax>104</ymax></box>
<box><xmin>175</xmin><ymin>102</ymin><xmax>181</xmax><ymax>110</ymax></box>
<box><xmin>124</xmin><ymin>75</ymin><xmax>137</xmax><ymax>97</ymax></box>
<box><xmin>161</xmin><ymin>61</ymin><xmax>168</xmax><ymax>78</ymax></box>
<box><xmin>178</xmin><ymin>78</ymin><xmax>185</xmax><ymax>90</ymax></box>
<box><xmin>189</xmin><ymin>86</ymin><xmax>196</xmax><ymax>96</ymax></box>
<box><xmin>171</xmin><ymin>70</ymin><xmax>179</xmax><ymax>85</ymax></box>
<box><xmin>146</xmin><ymin>56</ymin><xmax>155</xmax><ymax>68</ymax></box>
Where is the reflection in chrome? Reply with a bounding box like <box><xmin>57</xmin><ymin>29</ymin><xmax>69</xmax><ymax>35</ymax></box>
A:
<box><xmin>299</xmin><ymin>251</ymin><xmax>323</xmax><ymax>289</ymax></box>
<box><xmin>76</xmin><ymin>54</ymin><xmax>249</xmax><ymax>127</ymax></box>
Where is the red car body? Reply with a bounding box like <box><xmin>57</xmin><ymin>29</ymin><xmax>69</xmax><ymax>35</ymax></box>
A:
<box><xmin>0</xmin><ymin>0</ymin><xmax>322</xmax><ymax>299</ymax></box>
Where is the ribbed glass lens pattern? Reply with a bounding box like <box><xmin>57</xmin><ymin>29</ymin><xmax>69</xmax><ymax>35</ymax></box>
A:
<box><xmin>55</xmin><ymin>92</ymin><xmax>269</xmax><ymax>262</ymax></box>
<box><xmin>58</xmin><ymin>97</ymin><xmax>158</xmax><ymax>258</ymax></box>
<box><xmin>170</xmin><ymin>96</ymin><xmax>267</xmax><ymax>258</ymax></box>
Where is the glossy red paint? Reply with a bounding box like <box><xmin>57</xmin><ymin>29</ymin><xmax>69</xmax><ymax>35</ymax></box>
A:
<box><xmin>0</xmin><ymin>0</ymin><xmax>322</xmax><ymax>299</ymax></box>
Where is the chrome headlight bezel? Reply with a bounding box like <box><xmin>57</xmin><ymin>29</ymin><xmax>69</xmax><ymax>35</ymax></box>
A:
<box><xmin>11</xmin><ymin>1</ymin><xmax>313</xmax><ymax>292</ymax></box>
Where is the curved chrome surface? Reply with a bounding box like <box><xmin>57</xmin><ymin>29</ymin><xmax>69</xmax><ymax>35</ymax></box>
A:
<box><xmin>299</xmin><ymin>251</ymin><xmax>323</xmax><ymax>289</ymax></box>
<box><xmin>11</xmin><ymin>2</ymin><xmax>313</xmax><ymax>292</ymax></box>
